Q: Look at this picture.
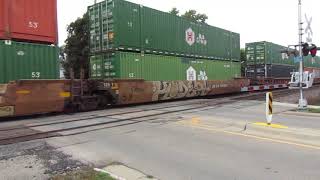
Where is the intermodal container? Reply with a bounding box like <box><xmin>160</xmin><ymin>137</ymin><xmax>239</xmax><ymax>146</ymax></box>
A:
<box><xmin>90</xmin><ymin>51</ymin><xmax>241</xmax><ymax>81</ymax></box>
<box><xmin>304</xmin><ymin>55</ymin><xmax>320</xmax><ymax>68</ymax></box>
<box><xmin>0</xmin><ymin>0</ymin><xmax>5</xmax><ymax>40</ymax></box>
<box><xmin>88</xmin><ymin>0</ymin><xmax>240</xmax><ymax>61</ymax></box>
<box><xmin>245</xmin><ymin>64</ymin><xmax>296</xmax><ymax>79</ymax></box>
<box><xmin>0</xmin><ymin>40</ymin><xmax>59</xmax><ymax>83</ymax></box>
<box><xmin>246</xmin><ymin>41</ymin><xmax>294</xmax><ymax>66</ymax></box>
<box><xmin>0</xmin><ymin>0</ymin><xmax>58</xmax><ymax>44</ymax></box>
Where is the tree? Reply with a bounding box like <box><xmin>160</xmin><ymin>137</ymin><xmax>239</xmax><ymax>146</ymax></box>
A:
<box><xmin>195</xmin><ymin>13</ymin><xmax>208</xmax><ymax>23</ymax></box>
<box><xmin>61</xmin><ymin>13</ymin><xmax>89</xmax><ymax>79</ymax></box>
<box><xmin>240</xmin><ymin>48</ymin><xmax>247</xmax><ymax>77</ymax></box>
<box><xmin>169</xmin><ymin>7</ymin><xmax>179</xmax><ymax>16</ymax></box>
<box><xmin>181</xmin><ymin>9</ymin><xmax>208</xmax><ymax>23</ymax></box>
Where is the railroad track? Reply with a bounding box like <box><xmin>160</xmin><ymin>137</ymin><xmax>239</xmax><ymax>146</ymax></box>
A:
<box><xmin>0</xmin><ymin>97</ymin><xmax>238</xmax><ymax>145</ymax></box>
<box><xmin>0</xmin><ymin>87</ymin><xmax>301</xmax><ymax>146</ymax></box>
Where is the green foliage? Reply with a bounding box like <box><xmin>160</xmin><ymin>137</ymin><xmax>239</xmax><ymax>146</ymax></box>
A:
<box><xmin>240</xmin><ymin>48</ymin><xmax>247</xmax><ymax>76</ymax></box>
<box><xmin>61</xmin><ymin>13</ymin><xmax>90</xmax><ymax>79</ymax></box>
<box><xmin>95</xmin><ymin>172</ymin><xmax>115</xmax><ymax>180</ymax></box>
<box><xmin>308</xmin><ymin>108</ymin><xmax>320</xmax><ymax>113</ymax></box>
<box><xmin>51</xmin><ymin>168</ymin><xmax>115</xmax><ymax>180</ymax></box>
<box><xmin>169</xmin><ymin>7</ymin><xmax>179</xmax><ymax>16</ymax></box>
<box><xmin>169</xmin><ymin>8</ymin><xmax>208</xmax><ymax>23</ymax></box>
<box><xmin>181</xmin><ymin>10</ymin><xmax>208</xmax><ymax>23</ymax></box>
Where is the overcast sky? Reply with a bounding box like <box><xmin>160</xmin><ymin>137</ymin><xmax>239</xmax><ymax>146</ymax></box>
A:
<box><xmin>57</xmin><ymin>0</ymin><xmax>320</xmax><ymax>48</ymax></box>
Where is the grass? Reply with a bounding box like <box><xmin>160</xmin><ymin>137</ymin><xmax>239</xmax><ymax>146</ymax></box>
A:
<box><xmin>51</xmin><ymin>168</ymin><xmax>115</xmax><ymax>180</ymax></box>
<box><xmin>308</xmin><ymin>108</ymin><xmax>320</xmax><ymax>113</ymax></box>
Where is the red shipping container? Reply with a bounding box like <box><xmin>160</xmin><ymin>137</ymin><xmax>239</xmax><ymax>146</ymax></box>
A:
<box><xmin>0</xmin><ymin>0</ymin><xmax>7</xmax><ymax>39</ymax></box>
<box><xmin>0</xmin><ymin>0</ymin><xmax>58</xmax><ymax>44</ymax></box>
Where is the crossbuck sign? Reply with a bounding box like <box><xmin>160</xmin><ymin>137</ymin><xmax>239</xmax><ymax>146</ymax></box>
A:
<box><xmin>305</xmin><ymin>14</ymin><xmax>313</xmax><ymax>43</ymax></box>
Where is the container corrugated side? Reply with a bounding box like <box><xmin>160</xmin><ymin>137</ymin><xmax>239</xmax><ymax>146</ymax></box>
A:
<box><xmin>90</xmin><ymin>51</ymin><xmax>241</xmax><ymax>81</ymax></box>
<box><xmin>0</xmin><ymin>40</ymin><xmax>59</xmax><ymax>83</ymax></box>
<box><xmin>304</xmin><ymin>55</ymin><xmax>320</xmax><ymax>68</ymax></box>
<box><xmin>266</xmin><ymin>42</ymin><xmax>293</xmax><ymax>65</ymax></box>
<box><xmin>0</xmin><ymin>0</ymin><xmax>58</xmax><ymax>44</ymax></box>
<box><xmin>0</xmin><ymin>0</ymin><xmax>6</xmax><ymax>40</ymax></box>
<box><xmin>140</xmin><ymin>4</ymin><xmax>240</xmax><ymax>60</ymax></box>
<box><xmin>140</xmin><ymin>8</ymin><xmax>240</xmax><ymax>61</ymax></box>
<box><xmin>88</xmin><ymin>0</ymin><xmax>240</xmax><ymax>61</ymax></box>
<box><xmin>245</xmin><ymin>41</ymin><xmax>294</xmax><ymax>66</ymax></box>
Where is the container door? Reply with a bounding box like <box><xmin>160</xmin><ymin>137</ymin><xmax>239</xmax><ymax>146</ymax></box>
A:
<box><xmin>104</xmin><ymin>53</ymin><xmax>117</xmax><ymax>78</ymax></box>
<box><xmin>245</xmin><ymin>44</ymin><xmax>255</xmax><ymax>65</ymax></box>
<box><xmin>8</xmin><ymin>0</ymin><xmax>57</xmax><ymax>43</ymax></box>
<box><xmin>255</xmin><ymin>43</ymin><xmax>266</xmax><ymax>65</ymax></box>
<box><xmin>90</xmin><ymin>55</ymin><xmax>102</xmax><ymax>79</ymax></box>
<box><xmin>89</xmin><ymin>4</ymin><xmax>102</xmax><ymax>53</ymax></box>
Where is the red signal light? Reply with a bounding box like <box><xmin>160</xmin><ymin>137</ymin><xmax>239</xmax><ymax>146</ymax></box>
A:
<box><xmin>302</xmin><ymin>43</ymin><xmax>309</xmax><ymax>56</ymax></box>
<box><xmin>310</xmin><ymin>44</ymin><xmax>317</xmax><ymax>57</ymax></box>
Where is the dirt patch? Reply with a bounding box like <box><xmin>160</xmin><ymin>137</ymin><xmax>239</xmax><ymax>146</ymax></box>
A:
<box><xmin>0</xmin><ymin>140</ymin><xmax>89</xmax><ymax>179</ymax></box>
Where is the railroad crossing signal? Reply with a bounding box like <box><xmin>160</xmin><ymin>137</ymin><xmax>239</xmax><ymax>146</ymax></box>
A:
<box><xmin>266</xmin><ymin>92</ymin><xmax>273</xmax><ymax>125</ymax></box>
<box><xmin>302</xmin><ymin>43</ymin><xmax>318</xmax><ymax>57</ymax></box>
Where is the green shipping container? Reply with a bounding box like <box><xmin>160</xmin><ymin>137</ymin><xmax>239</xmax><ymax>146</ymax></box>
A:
<box><xmin>0</xmin><ymin>40</ymin><xmax>59</xmax><ymax>84</ymax></box>
<box><xmin>88</xmin><ymin>0</ymin><xmax>240</xmax><ymax>61</ymax></box>
<box><xmin>245</xmin><ymin>41</ymin><xmax>294</xmax><ymax>66</ymax></box>
<box><xmin>304</xmin><ymin>55</ymin><xmax>320</xmax><ymax>68</ymax></box>
<box><xmin>90</xmin><ymin>52</ymin><xmax>241</xmax><ymax>81</ymax></box>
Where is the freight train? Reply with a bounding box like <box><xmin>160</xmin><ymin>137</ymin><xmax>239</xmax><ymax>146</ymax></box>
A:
<box><xmin>0</xmin><ymin>0</ymin><xmax>318</xmax><ymax>118</ymax></box>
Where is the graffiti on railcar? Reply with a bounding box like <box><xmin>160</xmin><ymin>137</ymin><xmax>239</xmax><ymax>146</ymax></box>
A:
<box><xmin>152</xmin><ymin>81</ymin><xmax>231</xmax><ymax>101</ymax></box>
<box><xmin>0</xmin><ymin>106</ymin><xmax>14</xmax><ymax>117</ymax></box>
<box><xmin>0</xmin><ymin>84</ymin><xmax>7</xmax><ymax>94</ymax></box>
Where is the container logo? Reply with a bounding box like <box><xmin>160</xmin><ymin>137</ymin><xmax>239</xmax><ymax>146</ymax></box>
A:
<box><xmin>196</xmin><ymin>34</ymin><xmax>207</xmax><ymax>45</ymax></box>
<box><xmin>17</xmin><ymin>51</ymin><xmax>25</xmax><ymax>56</ymax></box>
<box><xmin>186</xmin><ymin>28</ymin><xmax>195</xmax><ymax>46</ymax></box>
<box><xmin>198</xmin><ymin>71</ymin><xmax>208</xmax><ymax>81</ymax></box>
<box><xmin>185</xmin><ymin>28</ymin><xmax>207</xmax><ymax>46</ymax></box>
<box><xmin>187</xmin><ymin>66</ymin><xmax>197</xmax><ymax>81</ymax></box>
<box><xmin>92</xmin><ymin>64</ymin><xmax>97</xmax><ymax>70</ymax></box>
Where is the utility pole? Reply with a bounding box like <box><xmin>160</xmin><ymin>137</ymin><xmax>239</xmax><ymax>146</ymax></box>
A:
<box><xmin>298</xmin><ymin>0</ymin><xmax>307</xmax><ymax>109</ymax></box>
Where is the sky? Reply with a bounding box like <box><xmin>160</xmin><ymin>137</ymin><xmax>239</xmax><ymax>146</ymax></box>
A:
<box><xmin>57</xmin><ymin>0</ymin><xmax>320</xmax><ymax>48</ymax></box>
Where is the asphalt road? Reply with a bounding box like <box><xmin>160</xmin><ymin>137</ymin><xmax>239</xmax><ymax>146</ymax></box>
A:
<box><xmin>41</xmin><ymin>100</ymin><xmax>320</xmax><ymax>180</ymax></box>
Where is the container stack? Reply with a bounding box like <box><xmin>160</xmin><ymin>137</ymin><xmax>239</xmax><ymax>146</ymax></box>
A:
<box><xmin>88</xmin><ymin>0</ymin><xmax>241</xmax><ymax>81</ymax></box>
<box><xmin>0</xmin><ymin>0</ymin><xmax>59</xmax><ymax>83</ymax></box>
<box><xmin>245</xmin><ymin>41</ymin><xmax>320</xmax><ymax>79</ymax></box>
<box><xmin>245</xmin><ymin>41</ymin><xmax>297</xmax><ymax>78</ymax></box>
